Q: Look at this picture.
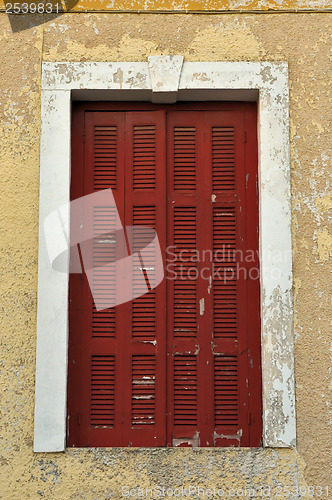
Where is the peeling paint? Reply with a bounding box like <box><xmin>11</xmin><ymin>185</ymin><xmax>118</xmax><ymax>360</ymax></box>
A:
<box><xmin>315</xmin><ymin>228</ymin><xmax>332</xmax><ymax>262</ymax></box>
<box><xmin>207</xmin><ymin>275</ymin><xmax>212</xmax><ymax>294</ymax></box>
<box><xmin>214</xmin><ymin>429</ymin><xmax>242</xmax><ymax>446</ymax></box>
<box><xmin>2</xmin><ymin>0</ymin><xmax>331</xmax><ymax>13</ymax></box>
<box><xmin>173</xmin><ymin>431</ymin><xmax>200</xmax><ymax>447</ymax></box>
<box><xmin>199</xmin><ymin>297</ymin><xmax>205</xmax><ymax>316</ymax></box>
<box><xmin>0</xmin><ymin>9</ymin><xmax>331</xmax><ymax>495</ymax></box>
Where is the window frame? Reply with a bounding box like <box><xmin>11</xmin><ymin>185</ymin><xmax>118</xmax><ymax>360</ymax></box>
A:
<box><xmin>34</xmin><ymin>59</ymin><xmax>296</xmax><ymax>452</ymax></box>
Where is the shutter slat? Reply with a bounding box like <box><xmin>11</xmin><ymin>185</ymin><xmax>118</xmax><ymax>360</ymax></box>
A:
<box><xmin>214</xmin><ymin>356</ymin><xmax>239</xmax><ymax>426</ymax></box>
<box><xmin>173</xmin><ymin>356</ymin><xmax>197</xmax><ymax>425</ymax></box>
<box><xmin>132</xmin><ymin>355</ymin><xmax>156</xmax><ymax>426</ymax></box>
<box><xmin>173</xmin><ymin>127</ymin><xmax>196</xmax><ymax>191</ymax></box>
<box><xmin>212</xmin><ymin>127</ymin><xmax>235</xmax><ymax>192</ymax></box>
<box><xmin>90</xmin><ymin>355</ymin><xmax>115</xmax><ymax>427</ymax></box>
<box><xmin>133</xmin><ymin>125</ymin><xmax>156</xmax><ymax>190</ymax></box>
<box><xmin>94</xmin><ymin>126</ymin><xmax>117</xmax><ymax>191</ymax></box>
<box><xmin>91</xmin><ymin>204</ymin><xmax>117</xmax><ymax>336</ymax></box>
<box><xmin>132</xmin><ymin>205</ymin><xmax>157</xmax><ymax>339</ymax></box>
<box><xmin>173</xmin><ymin>207</ymin><xmax>197</xmax><ymax>339</ymax></box>
<box><xmin>213</xmin><ymin>206</ymin><xmax>237</xmax><ymax>339</ymax></box>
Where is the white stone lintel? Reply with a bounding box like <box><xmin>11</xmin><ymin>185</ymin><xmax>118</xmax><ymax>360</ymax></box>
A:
<box><xmin>148</xmin><ymin>55</ymin><xmax>184</xmax><ymax>103</ymax></box>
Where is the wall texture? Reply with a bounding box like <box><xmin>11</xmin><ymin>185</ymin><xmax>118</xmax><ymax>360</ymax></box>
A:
<box><xmin>0</xmin><ymin>11</ymin><xmax>331</xmax><ymax>499</ymax></box>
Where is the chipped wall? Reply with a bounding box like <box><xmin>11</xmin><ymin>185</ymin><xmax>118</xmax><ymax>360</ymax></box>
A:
<box><xmin>1</xmin><ymin>0</ymin><xmax>332</xmax><ymax>12</ymax></box>
<box><xmin>0</xmin><ymin>10</ymin><xmax>331</xmax><ymax>498</ymax></box>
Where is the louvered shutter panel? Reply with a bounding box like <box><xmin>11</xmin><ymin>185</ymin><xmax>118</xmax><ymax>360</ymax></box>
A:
<box><xmin>167</xmin><ymin>110</ymin><xmax>253</xmax><ymax>447</ymax></box>
<box><xmin>68</xmin><ymin>111</ymin><xmax>126</xmax><ymax>447</ymax></box>
<box><xmin>68</xmin><ymin>110</ymin><xmax>166</xmax><ymax>447</ymax></box>
<box><xmin>166</xmin><ymin>113</ymin><xmax>209</xmax><ymax>446</ymax></box>
<box><xmin>208</xmin><ymin>112</ymin><xmax>251</xmax><ymax>446</ymax></box>
<box><xmin>69</xmin><ymin>104</ymin><xmax>261</xmax><ymax>448</ymax></box>
<box><xmin>122</xmin><ymin>111</ymin><xmax>166</xmax><ymax>446</ymax></box>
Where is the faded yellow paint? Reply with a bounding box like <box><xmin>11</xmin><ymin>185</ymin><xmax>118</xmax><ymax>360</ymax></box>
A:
<box><xmin>315</xmin><ymin>193</ymin><xmax>332</xmax><ymax>212</ymax></box>
<box><xmin>44</xmin><ymin>33</ymin><xmax>162</xmax><ymax>61</ymax></box>
<box><xmin>1</xmin><ymin>0</ymin><xmax>332</xmax><ymax>12</ymax></box>
<box><xmin>0</xmin><ymin>9</ymin><xmax>331</xmax><ymax>499</ymax></box>
<box><xmin>315</xmin><ymin>228</ymin><xmax>332</xmax><ymax>262</ymax></box>
<box><xmin>42</xmin><ymin>22</ymin><xmax>263</xmax><ymax>62</ymax></box>
<box><xmin>183</xmin><ymin>24</ymin><xmax>263</xmax><ymax>60</ymax></box>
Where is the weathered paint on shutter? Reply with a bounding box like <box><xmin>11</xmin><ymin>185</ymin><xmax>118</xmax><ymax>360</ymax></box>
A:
<box><xmin>209</xmin><ymin>113</ymin><xmax>250</xmax><ymax>446</ymax></box>
<box><xmin>68</xmin><ymin>110</ymin><xmax>166</xmax><ymax>447</ymax></box>
<box><xmin>122</xmin><ymin>112</ymin><xmax>167</xmax><ymax>446</ymax></box>
<box><xmin>166</xmin><ymin>109</ymin><xmax>260</xmax><ymax>447</ymax></box>
<box><xmin>68</xmin><ymin>103</ymin><xmax>261</xmax><ymax>448</ymax></box>
<box><xmin>166</xmin><ymin>112</ymin><xmax>204</xmax><ymax>446</ymax></box>
<box><xmin>68</xmin><ymin>110</ymin><xmax>126</xmax><ymax>447</ymax></box>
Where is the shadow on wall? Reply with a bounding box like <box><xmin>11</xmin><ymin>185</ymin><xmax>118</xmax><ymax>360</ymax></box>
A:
<box><xmin>7</xmin><ymin>1</ymin><xmax>79</xmax><ymax>32</ymax></box>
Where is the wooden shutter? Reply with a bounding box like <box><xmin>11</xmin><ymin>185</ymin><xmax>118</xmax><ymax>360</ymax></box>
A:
<box><xmin>68</xmin><ymin>103</ymin><xmax>261</xmax><ymax>448</ymax></box>
<box><xmin>208</xmin><ymin>113</ymin><xmax>249</xmax><ymax>446</ymax></box>
<box><xmin>122</xmin><ymin>112</ymin><xmax>166</xmax><ymax>446</ymax></box>
<box><xmin>166</xmin><ymin>113</ymin><xmax>208</xmax><ymax>446</ymax></box>
<box><xmin>68</xmin><ymin>110</ymin><xmax>166</xmax><ymax>447</ymax></box>
<box><xmin>166</xmin><ymin>108</ymin><xmax>260</xmax><ymax>447</ymax></box>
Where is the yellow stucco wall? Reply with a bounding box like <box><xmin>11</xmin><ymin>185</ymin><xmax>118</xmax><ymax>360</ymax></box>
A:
<box><xmin>1</xmin><ymin>0</ymin><xmax>332</xmax><ymax>12</ymax></box>
<box><xmin>0</xmin><ymin>10</ymin><xmax>331</xmax><ymax>499</ymax></box>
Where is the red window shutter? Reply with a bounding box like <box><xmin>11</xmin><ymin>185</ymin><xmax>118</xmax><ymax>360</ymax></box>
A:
<box><xmin>166</xmin><ymin>109</ymin><xmax>260</xmax><ymax>447</ymax></box>
<box><xmin>122</xmin><ymin>112</ymin><xmax>167</xmax><ymax>446</ymax></box>
<box><xmin>166</xmin><ymin>115</ymin><xmax>200</xmax><ymax>445</ymax></box>
<box><xmin>68</xmin><ymin>110</ymin><xmax>166</xmax><ymax>447</ymax></box>
<box><xmin>68</xmin><ymin>103</ymin><xmax>261</xmax><ymax>448</ymax></box>
<box><xmin>209</xmin><ymin>116</ymin><xmax>249</xmax><ymax>446</ymax></box>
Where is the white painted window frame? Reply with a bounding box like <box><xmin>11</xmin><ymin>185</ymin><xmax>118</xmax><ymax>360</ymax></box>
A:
<box><xmin>34</xmin><ymin>58</ymin><xmax>296</xmax><ymax>452</ymax></box>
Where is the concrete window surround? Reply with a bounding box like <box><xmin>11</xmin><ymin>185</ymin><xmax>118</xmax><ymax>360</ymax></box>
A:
<box><xmin>34</xmin><ymin>57</ymin><xmax>296</xmax><ymax>452</ymax></box>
